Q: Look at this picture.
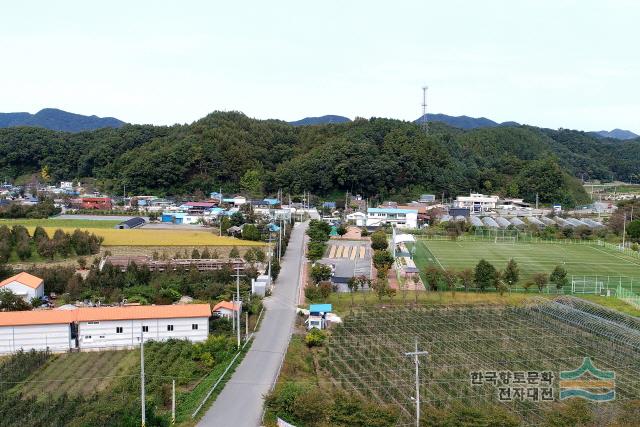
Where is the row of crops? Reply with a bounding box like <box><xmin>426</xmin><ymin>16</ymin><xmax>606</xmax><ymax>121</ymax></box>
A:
<box><xmin>324</xmin><ymin>297</ymin><xmax>640</xmax><ymax>425</ymax></box>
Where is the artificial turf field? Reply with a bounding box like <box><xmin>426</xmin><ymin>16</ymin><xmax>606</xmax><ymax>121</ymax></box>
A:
<box><xmin>409</xmin><ymin>239</ymin><xmax>640</xmax><ymax>288</ymax></box>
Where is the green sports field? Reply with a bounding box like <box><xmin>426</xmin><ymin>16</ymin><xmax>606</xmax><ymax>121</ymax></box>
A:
<box><xmin>408</xmin><ymin>239</ymin><xmax>640</xmax><ymax>288</ymax></box>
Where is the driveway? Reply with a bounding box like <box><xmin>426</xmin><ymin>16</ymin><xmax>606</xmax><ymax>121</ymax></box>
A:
<box><xmin>197</xmin><ymin>221</ymin><xmax>307</xmax><ymax>427</ymax></box>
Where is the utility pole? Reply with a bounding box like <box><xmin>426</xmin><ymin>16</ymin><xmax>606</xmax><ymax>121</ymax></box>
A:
<box><xmin>278</xmin><ymin>220</ymin><xmax>282</xmax><ymax>261</ymax></box>
<box><xmin>171</xmin><ymin>379</ymin><xmax>176</xmax><ymax>424</ymax></box>
<box><xmin>404</xmin><ymin>338</ymin><xmax>428</xmax><ymax>427</ymax></box>
<box><xmin>622</xmin><ymin>214</ymin><xmax>627</xmax><ymax>249</ymax></box>
<box><xmin>535</xmin><ymin>192</ymin><xmax>539</xmax><ymax>210</ymax></box>
<box><xmin>140</xmin><ymin>329</ymin><xmax>146</xmax><ymax>427</ymax></box>
<box><xmin>233</xmin><ymin>265</ymin><xmax>244</xmax><ymax>348</ymax></box>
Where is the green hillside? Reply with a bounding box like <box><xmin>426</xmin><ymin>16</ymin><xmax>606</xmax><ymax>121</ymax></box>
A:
<box><xmin>2</xmin><ymin>111</ymin><xmax>638</xmax><ymax>205</ymax></box>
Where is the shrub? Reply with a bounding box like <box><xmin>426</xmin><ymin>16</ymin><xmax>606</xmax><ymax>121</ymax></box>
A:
<box><xmin>305</xmin><ymin>328</ymin><xmax>326</xmax><ymax>347</ymax></box>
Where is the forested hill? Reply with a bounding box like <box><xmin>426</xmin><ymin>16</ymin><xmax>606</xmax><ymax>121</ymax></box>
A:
<box><xmin>0</xmin><ymin>108</ymin><xmax>125</xmax><ymax>132</ymax></box>
<box><xmin>1</xmin><ymin>111</ymin><xmax>639</xmax><ymax>206</ymax></box>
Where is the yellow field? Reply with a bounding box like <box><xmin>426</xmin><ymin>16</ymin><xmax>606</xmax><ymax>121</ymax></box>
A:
<box><xmin>29</xmin><ymin>227</ymin><xmax>265</xmax><ymax>247</ymax></box>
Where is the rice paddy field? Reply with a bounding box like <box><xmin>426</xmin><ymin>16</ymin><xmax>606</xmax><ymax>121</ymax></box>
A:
<box><xmin>409</xmin><ymin>239</ymin><xmax>640</xmax><ymax>289</ymax></box>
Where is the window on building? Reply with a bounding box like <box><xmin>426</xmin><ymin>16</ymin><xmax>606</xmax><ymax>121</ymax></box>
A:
<box><xmin>167</xmin><ymin>325</ymin><xmax>174</xmax><ymax>331</ymax></box>
<box><xmin>85</xmin><ymin>335</ymin><xmax>92</xmax><ymax>339</ymax></box>
<box><xmin>88</xmin><ymin>321</ymin><xmax>99</xmax><ymax>325</ymax></box>
<box><xmin>99</xmin><ymin>335</ymin><xmax>105</xmax><ymax>339</ymax></box>
<box><xmin>116</xmin><ymin>327</ymin><xmax>123</xmax><ymax>334</ymax></box>
<box><xmin>142</xmin><ymin>326</ymin><xmax>149</xmax><ymax>333</ymax></box>
<box><xmin>192</xmin><ymin>324</ymin><xmax>198</xmax><ymax>330</ymax></box>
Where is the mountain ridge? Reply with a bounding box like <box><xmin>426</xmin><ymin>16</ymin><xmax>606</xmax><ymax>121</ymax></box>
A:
<box><xmin>0</xmin><ymin>108</ymin><xmax>125</xmax><ymax>132</ymax></box>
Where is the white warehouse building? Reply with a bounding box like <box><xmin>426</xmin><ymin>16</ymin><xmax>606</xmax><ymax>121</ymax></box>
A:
<box><xmin>366</xmin><ymin>207</ymin><xmax>418</xmax><ymax>229</ymax></box>
<box><xmin>0</xmin><ymin>304</ymin><xmax>211</xmax><ymax>355</ymax></box>
<box><xmin>0</xmin><ymin>310</ymin><xmax>74</xmax><ymax>354</ymax></box>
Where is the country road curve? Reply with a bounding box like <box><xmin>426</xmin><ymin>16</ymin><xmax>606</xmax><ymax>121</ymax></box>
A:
<box><xmin>198</xmin><ymin>220</ymin><xmax>307</xmax><ymax>427</ymax></box>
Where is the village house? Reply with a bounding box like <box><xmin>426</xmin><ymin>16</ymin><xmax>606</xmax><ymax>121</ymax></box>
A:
<box><xmin>0</xmin><ymin>272</ymin><xmax>44</xmax><ymax>302</ymax></box>
<box><xmin>212</xmin><ymin>301</ymin><xmax>240</xmax><ymax>319</ymax></box>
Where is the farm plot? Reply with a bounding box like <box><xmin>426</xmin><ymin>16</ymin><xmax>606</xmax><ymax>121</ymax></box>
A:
<box><xmin>326</xmin><ymin>298</ymin><xmax>640</xmax><ymax>425</ymax></box>
<box><xmin>410</xmin><ymin>239</ymin><xmax>640</xmax><ymax>286</ymax></box>
<box><xmin>18</xmin><ymin>350</ymin><xmax>138</xmax><ymax>399</ymax></box>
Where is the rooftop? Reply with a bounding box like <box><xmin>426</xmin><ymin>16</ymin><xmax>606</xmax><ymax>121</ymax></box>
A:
<box><xmin>0</xmin><ymin>303</ymin><xmax>212</xmax><ymax>327</ymax></box>
<box><xmin>368</xmin><ymin>207</ymin><xmax>419</xmax><ymax>214</ymax></box>
<box><xmin>0</xmin><ymin>272</ymin><xmax>43</xmax><ymax>290</ymax></box>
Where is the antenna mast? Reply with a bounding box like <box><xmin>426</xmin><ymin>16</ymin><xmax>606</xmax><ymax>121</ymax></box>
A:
<box><xmin>421</xmin><ymin>86</ymin><xmax>429</xmax><ymax>133</ymax></box>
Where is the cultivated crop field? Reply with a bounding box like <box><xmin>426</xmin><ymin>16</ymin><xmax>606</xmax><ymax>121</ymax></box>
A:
<box><xmin>409</xmin><ymin>239</ymin><xmax>640</xmax><ymax>286</ymax></box>
<box><xmin>326</xmin><ymin>297</ymin><xmax>640</xmax><ymax>425</ymax></box>
<box><xmin>17</xmin><ymin>350</ymin><xmax>138</xmax><ymax>399</ymax></box>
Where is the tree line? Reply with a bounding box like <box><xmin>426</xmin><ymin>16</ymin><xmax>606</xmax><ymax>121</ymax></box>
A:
<box><xmin>0</xmin><ymin>225</ymin><xmax>102</xmax><ymax>262</ymax></box>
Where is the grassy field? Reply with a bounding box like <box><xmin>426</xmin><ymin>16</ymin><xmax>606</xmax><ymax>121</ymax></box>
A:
<box><xmin>409</xmin><ymin>239</ymin><xmax>640</xmax><ymax>285</ymax></box>
<box><xmin>0</xmin><ymin>218</ymin><xmax>120</xmax><ymax>229</ymax></box>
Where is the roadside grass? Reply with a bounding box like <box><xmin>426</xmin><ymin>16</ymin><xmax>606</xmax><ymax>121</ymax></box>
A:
<box><xmin>0</xmin><ymin>218</ymin><xmax>120</xmax><ymax>229</ymax></box>
<box><xmin>180</xmin><ymin>339</ymin><xmax>253</xmax><ymax>426</ymax></box>
<box><xmin>18</xmin><ymin>227</ymin><xmax>265</xmax><ymax>246</ymax></box>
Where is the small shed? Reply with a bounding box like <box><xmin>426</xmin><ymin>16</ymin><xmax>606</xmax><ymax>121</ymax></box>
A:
<box><xmin>306</xmin><ymin>304</ymin><xmax>332</xmax><ymax>330</ymax></box>
<box><xmin>115</xmin><ymin>217</ymin><xmax>146</xmax><ymax>229</ymax></box>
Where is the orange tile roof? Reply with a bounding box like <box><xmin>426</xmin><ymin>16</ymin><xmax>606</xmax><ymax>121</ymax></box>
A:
<box><xmin>0</xmin><ymin>272</ymin><xmax>44</xmax><ymax>290</ymax></box>
<box><xmin>212</xmin><ymin>301</ymin><xmax>239</xmax><ymax>312</ymax></box>
<box><xmin>0</xmin><ymin>310</ymin><xmax>76</xmax><ymax>327</ymax></box>
<box><xmin>75</xmin><ymin>304</ymin><xmax>212</xmax><ymax>322</ymax></box>
<box><xmin>0</xmin><ymin>304</ymin><xmax>211</xmax><ymax>327</ymax></box>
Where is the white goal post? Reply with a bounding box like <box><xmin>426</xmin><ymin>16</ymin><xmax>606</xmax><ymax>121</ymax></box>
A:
<box><xmin>494</xmin><ymin>236</ymin><xmax>517</xmax><ymax>244</ymax></box>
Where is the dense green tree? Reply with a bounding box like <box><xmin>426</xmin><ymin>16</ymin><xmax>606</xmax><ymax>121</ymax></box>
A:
<box><xmin>474</xmin><ymin>259</ymin><xmax>497</xmax><ymax>292</ymax></box>
<box><xmin>370</xmin><ymin>231</ymin><xmax>388</xmax><ymax>250</ymax></box>
<box><xmin>550</xmin><ymin>265</ymin><xmax>569</xmax><ymax>290</ymax></box>
<box><xmin>626</xmin><ymin>219</ymin><xmax>640</xmax><ymax>240</ymax></box>
<box><xmin>310</xmin><ymin>263</ymin><xmax>332</xmax><ymax>284</ymax></box>
<box><xmin>503</xmin><ymin>259</ymin><xmax>520</xmax><ymax>287</ymax></box>
<box><xmin>239</xmin><ymin>168</ymin><xmax>264</xmax><ymax>197</ymax></box>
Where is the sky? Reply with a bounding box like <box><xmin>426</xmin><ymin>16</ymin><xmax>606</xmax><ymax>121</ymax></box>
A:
<box><xmin>1</xmin><ymin>0</ymin><xmax>638</xmax><ymax>132</ymax></box>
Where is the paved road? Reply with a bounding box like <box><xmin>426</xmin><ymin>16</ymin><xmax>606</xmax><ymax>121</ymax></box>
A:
<box><xmin>198</xmin><ymin>221</ymin><xmax>308</xmax><ymax>427</ymax></box>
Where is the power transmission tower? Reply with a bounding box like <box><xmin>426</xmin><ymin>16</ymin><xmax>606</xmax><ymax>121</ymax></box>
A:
<box><xmin>404</xmin><ymin>337</ymin><xmax>428</xmax><ymax>427</ymax></box>
<box><xmin>421</xmin><ymin>86</ymin><xmax>429</xmax><ymax>134</ymax></box>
